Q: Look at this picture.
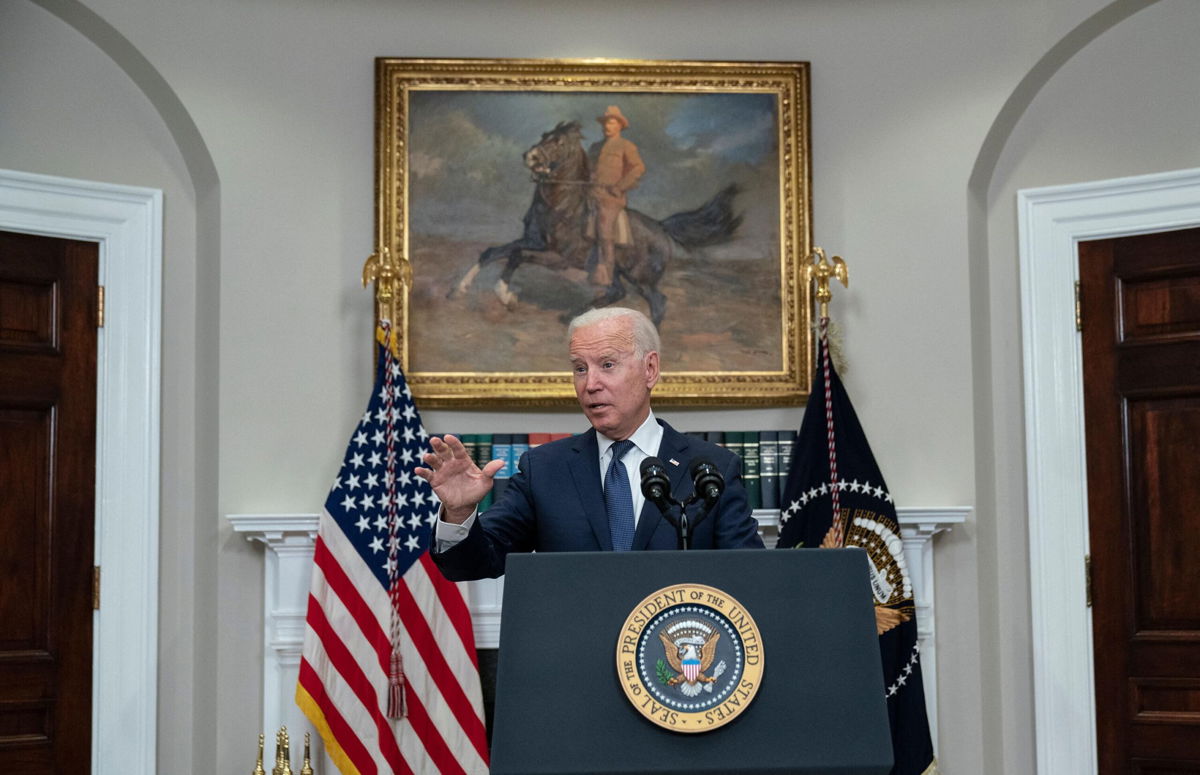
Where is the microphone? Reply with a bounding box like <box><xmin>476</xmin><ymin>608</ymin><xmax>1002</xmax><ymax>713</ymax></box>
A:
<box><xmin>639</xmin><ymin>456</ymin><xmax>673</xmax><ymax>511</ymax></box>
<box><xmin>689</xmin><ymin>458</ymin><xmax>725</xmax><ymax>508</ymax></box>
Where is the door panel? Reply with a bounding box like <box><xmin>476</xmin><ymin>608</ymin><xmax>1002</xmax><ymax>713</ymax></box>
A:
<box><xmin>0</xmin><ymin>230</ymin><xmax>97</xmax><ymax>774</ymax></box>
<box><xmin>1081</xmin><ymin>225</ymin><xmax>1200</xmax><ymax>773</ymax></box>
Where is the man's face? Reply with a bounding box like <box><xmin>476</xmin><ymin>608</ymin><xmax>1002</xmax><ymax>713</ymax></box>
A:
<box><xmin>603</xmin><ymin>117</ymin><xmax>623</xmax><ymax>138</ymax></box>
<box><xmin>569</xmin><ymin>317</ymin><xmax>660</xmax><ymax>441</ymax></box>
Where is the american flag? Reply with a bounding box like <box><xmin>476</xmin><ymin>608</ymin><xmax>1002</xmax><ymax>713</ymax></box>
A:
<box><xmin>297</xmin><ymin>337</ymin><xmax>489</xmax><ymax>774</ymax></box>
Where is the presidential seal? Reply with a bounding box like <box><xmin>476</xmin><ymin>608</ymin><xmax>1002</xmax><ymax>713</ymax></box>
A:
<box><xmin>616</xmin><ymin>583</ymin><xmax>764</xmax><ymax>733</ymax></box>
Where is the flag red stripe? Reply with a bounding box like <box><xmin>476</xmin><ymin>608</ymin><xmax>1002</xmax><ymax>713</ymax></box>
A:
<box><xmin>305</xmin><ymin>592</ymin><xmax>413</xmax><ymax>775</ymax></box>
<box><xmin>392</xmin><ymin>670</ymin><xmax>470</xmax><ymax>775</ymax></box>
<box><xmin>314</xmin><ymin>538</ymin><xmax>391</xmax><ymax>659</ymax></box>
<box><xmin>314</xmin><ymin>541</ymin><xmax>474</xmax><ymax>773</ymax></box>
<box><xmin>420</xmin><ymin>552</ymin><xmax>481</xmax><ymax>667</ymax></box>
<box><xmin>396</xmin><ymin>566</ymin><xmax>490</xmax><ymax>759</ymax></box>
<box><xmin>298</xmin><ymin>656</ymin><xmax>379</xmax><ymax>775</ymax></box>
<box><xmin>317</xmin><ymin>537</ymin><xmax>485</xmax><ymax>752</ymax></box>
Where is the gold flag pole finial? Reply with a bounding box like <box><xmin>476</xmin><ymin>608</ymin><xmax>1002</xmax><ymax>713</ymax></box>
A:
<box><xmin>272</xmin><ymin>728</ymin><xmax>283</xmax><ymax>775</ymax></box>
<box><xmin>362</xmin><ymin>245</ymin><xmax>413</xmax><ymax>331</ymax></box>
<box><xmin>300</xmin><ymin>732</ymin><xmax>315</xmax><ymax>775</ymax></box>
<box><xmin>280</xmin><ymin>726</ymin><xmax>294</xmax><ymax>775</ymax></box>
<box><xmin>805</xmin><ymin>246</ymin><xmax>849</xmax><ymax>321</ymax></box>
<box><xmin>251</xmin><ymin>733</ymin><xmax>267</xmax><ymax>775</ymax></box>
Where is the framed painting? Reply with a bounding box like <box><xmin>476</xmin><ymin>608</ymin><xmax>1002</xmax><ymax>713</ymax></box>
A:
<box><xmin>374</xmin><ymin>57</ymin><xmax>812</xmax><ymax>407</ymax></box>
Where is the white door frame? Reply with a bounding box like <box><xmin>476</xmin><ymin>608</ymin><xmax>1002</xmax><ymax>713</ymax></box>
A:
<box><xmin>1018</xmin><ymin>166</ymin><xmax>1200</xmax><ymax>775</ymax></box>
<box><xmin>0</xmin><ymin>168</ymin><xmax>161</xmax><ymax>775</ymax></box>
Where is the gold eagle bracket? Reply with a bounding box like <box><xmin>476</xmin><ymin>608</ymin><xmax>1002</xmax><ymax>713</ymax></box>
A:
<box><xmin>804</xmin><ymin>246</ymin><xmax>849</xmax><ymax>320</ymax></box>
<box><xmin>362</xmin><ymin>245</ymin><xmax>413</xmax><ymax>357</ymax></box>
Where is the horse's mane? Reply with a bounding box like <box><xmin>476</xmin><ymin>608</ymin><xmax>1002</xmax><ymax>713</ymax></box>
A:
<box><xmin>542</xmin><ymin>120</ymin><xmax>583</xmax><ymax>142</ymax></box>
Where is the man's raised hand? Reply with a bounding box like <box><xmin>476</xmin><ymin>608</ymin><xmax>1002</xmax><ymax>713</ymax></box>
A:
<box><xmin>414</xmin><ymin>434</ymin><xmax>505</xmax><ymax>524</ymax></box>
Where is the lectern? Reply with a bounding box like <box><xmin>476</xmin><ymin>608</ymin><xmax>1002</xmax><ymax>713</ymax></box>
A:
<box><xmin>490</xmin><ymin>549</ymin><xmax>893</xmax><ymax>775</ymax></box>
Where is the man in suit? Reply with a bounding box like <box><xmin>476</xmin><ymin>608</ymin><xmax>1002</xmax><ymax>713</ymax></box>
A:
<box><xmin>418</xmin><ymin>307</ymin><xmax>763</xmax><ymax>582</ymax></box>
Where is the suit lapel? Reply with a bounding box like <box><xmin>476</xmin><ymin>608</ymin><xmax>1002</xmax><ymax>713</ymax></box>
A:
<box><xmin>631</xmin><ymin>421</ymin><xmax>692</xmax><ymax>550</ymax></box>
<box><xmin>567</xmin><ymin>429</ymin><xmax>612</xmax><ymax>550</ymax></box>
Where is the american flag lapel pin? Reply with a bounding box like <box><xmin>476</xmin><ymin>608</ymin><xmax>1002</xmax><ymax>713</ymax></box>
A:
<box><xmin>668</xmin><ymin>458</ymin><xmax>680</xmax><ymax>466</ymax></box>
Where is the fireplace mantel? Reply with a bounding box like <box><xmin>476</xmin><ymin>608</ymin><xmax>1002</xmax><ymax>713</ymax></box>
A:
<box><xmin>229</xmin><ymin>507</ymin><xmax>966</xmax><ymax>755</ymax></box>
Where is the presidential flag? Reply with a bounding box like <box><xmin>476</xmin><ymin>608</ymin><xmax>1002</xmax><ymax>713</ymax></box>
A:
<box><xmin>297</xmin><ymin>331</ymin><xmax>489</xmax><ymax>775</ymax></box>
<box><xmin>777</xmin><ymin>327</ymin><xmax>938</xmax><ymax>775</ymax></box>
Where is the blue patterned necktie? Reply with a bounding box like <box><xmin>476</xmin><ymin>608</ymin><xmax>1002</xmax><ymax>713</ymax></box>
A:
<box><xmin>605</xmin><ymin>439</ymin><xmax>636</xmax><ymax>552</ymax></box>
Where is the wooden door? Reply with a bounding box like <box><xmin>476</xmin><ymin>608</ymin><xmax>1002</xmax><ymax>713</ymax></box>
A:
<box><xmin>0</xmin><ymin>230</ymin><xmax>98</xmax><ymax>773</ymax></box>
<box><xmin>1080</xmin><ymin>226</ymin><xmax>1200</xmax><ymax>773</ymax></box>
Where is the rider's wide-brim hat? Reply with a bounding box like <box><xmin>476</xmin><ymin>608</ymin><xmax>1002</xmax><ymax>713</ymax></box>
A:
<box><xmin>596</xmin><ymin>105</ymin><xmax>630</xmax><ymax>129</ymax></box>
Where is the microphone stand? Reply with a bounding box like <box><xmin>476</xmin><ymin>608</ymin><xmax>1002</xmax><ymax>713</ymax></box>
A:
<box><xmin>641</xmin><ymin>458</ymin><xmax>723</xmax><ymax>551</ymax></box>
<box><xmin>649</xmin><ymin>496</ymin><xmax>719</xmax><ymax>551</ymax></box>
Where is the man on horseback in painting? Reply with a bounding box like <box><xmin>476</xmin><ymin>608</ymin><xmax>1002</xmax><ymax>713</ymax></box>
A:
<box><xmin>454</xmin><ymin>112</ymin><xmax>741</xmax><ymax>329</ymax></box>
<box><xmin>588</xmin><ymin>106</ymin><xmax>645</xmax><ymax>291</ymax></box>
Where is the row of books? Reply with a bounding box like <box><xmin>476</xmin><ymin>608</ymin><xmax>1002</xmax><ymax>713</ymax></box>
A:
<box><xmin>455</xmin><ymin>434</ymin><xmax>574</xmax><ymax>511</ymax></box>
<box><xmin>686</xmin><ymin>430</ymin><xmax>798</xmax><ymax>512</ymax></box>
<box><xmin>450</xmin><ymin>431</ymin><xmax>798</xmax><ymax>512</ymax></box>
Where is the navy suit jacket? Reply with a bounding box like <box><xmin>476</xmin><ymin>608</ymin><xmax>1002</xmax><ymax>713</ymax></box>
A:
<box><xmin>432</xmin><ymin>420</ymin><xmax>764</xmax><ymax>581</ymax></box>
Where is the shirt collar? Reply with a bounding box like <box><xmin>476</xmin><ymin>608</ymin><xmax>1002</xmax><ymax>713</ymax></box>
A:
<box><xmin>597</xmin><ymin>410</ymin><xmax>659</xmax><ymax>459</ymax></box>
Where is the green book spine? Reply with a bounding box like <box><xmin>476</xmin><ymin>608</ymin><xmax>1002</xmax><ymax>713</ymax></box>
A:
<box><xmin>482</xmin><ymin>434</ymin><xmax>501</xmax><ymax>513</ymax></box>
<box><xmin>777</xmin><ymin>429</ymin><xmax>797</xmax><ymax>507</ymax></box>
<box><xmin>476</xmin><ymin>434</ymin><xmax>494</xmax><ymax>469</ymax></box>
<box><xmin>741</xmin><ymin>431</ymin><xmax>761</xmax><ymax>510</ymax></box>
<box><xmin>759</xmin><ymin>431</ymin><xmax>780</xmax><ymax>510</ymax></box>
<box><xmin>723</xmin><ymin>430</ymin><xmax>743</xmax><ymax>461</ymax></box>
<box><xmin>722</xmin><ymin>431</ymin><xmax>744</xmax><ymax>502</ymax></box>
<box><xmin>460</xmin><ymin>433</ymin><xmax>479</xmax><ymax>473</ymax></box>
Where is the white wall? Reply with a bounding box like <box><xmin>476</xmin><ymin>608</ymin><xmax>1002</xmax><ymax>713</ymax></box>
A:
<box><xmin>3</xmin><ymin>0</ymin><xmax>1198</xmax><ymax>771</ymax></box>
<box><xmin>980</xmin><ymin>2</ymin><xmax>1200</xmax><ymax>770</ymax></box>
<box><xmin>0</xmin><ymin>1</ymin><xmax>216</xmax><ymax>770</ymax></box>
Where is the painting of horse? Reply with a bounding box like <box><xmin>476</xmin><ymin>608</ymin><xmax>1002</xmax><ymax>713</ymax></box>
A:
<box><xmin>448</xmin><ymin>120</ymin><xmax>742</xmax><ymax>328</ymax></box>
<box><xmin>404</xmin><ymin>89</ymin><xmax>787</xmax><ymax>375</ymax></box>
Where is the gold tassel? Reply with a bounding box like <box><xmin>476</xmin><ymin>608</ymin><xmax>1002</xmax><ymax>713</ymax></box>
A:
<box><xmin>811</xmin><ymin>318</ymin><xmax>848</xmax><ymax>375</ymax></box>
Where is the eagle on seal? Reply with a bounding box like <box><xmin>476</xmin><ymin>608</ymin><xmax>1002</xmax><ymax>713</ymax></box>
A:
<box><xmin>660</xmin><ymin>629</ymin><xmax>721</xmax><ymax>698</ymax></box>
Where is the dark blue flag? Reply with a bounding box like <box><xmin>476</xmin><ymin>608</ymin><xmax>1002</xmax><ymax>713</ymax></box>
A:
<box><xmin>777</xmin><ymin>331</ymin><xmax>937</xmax><ymax>775</ymax></box>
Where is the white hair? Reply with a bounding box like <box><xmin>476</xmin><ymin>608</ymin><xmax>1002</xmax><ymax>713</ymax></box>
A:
<box><xmin>566</xmin><ymin>307</ymin><xmax>661</xmax><ymax>358</ymax></box>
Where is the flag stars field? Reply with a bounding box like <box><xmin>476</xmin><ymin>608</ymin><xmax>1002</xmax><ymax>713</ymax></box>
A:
<box><xmin>323</xmin><ymin>378</ymin><xmax>449</xmax><ymax>573</ymax></box>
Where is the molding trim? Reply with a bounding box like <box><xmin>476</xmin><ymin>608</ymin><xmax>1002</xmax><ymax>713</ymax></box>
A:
<box><xmin>230</xmin><ymin>506</ymin><xmax>965</xmax><ymax>753</ymax></box>
<box><xmin>227</xmin><ymin>514</ymin><xmax>322</xmax><ymax>759</ymax></box>
<box><xmin>1018</xmin><ymin>166</ymin><xmax>1200</xmax><ymax>775</ymax></box>
<box><xmin>0</xmin><ymin>168</ymin><xmax>162</xmax><ymax>775</ymax></box>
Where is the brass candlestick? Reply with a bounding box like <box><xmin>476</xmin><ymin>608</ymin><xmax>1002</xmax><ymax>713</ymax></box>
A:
<box><xmin>256</xmin><ymin>725</ymin><xmax>315</xmax><ymax>775</ymax></box>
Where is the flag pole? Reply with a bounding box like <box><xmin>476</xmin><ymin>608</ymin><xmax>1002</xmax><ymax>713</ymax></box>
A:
<box><xmin>361</xmin><ymin>247</ymin><xmax>416</xmax><ymax>718</ymax></box>
<box><xmin>804</xmin><ymin>247</ymin><xmax>849</xmax><ymax>544</ymax></box>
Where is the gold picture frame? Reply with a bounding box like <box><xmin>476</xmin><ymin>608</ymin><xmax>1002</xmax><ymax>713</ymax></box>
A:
<box><xmin>374</xmin><ymin>57</ymin><xmax>811</xmax><ymax>407</ymax></box>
